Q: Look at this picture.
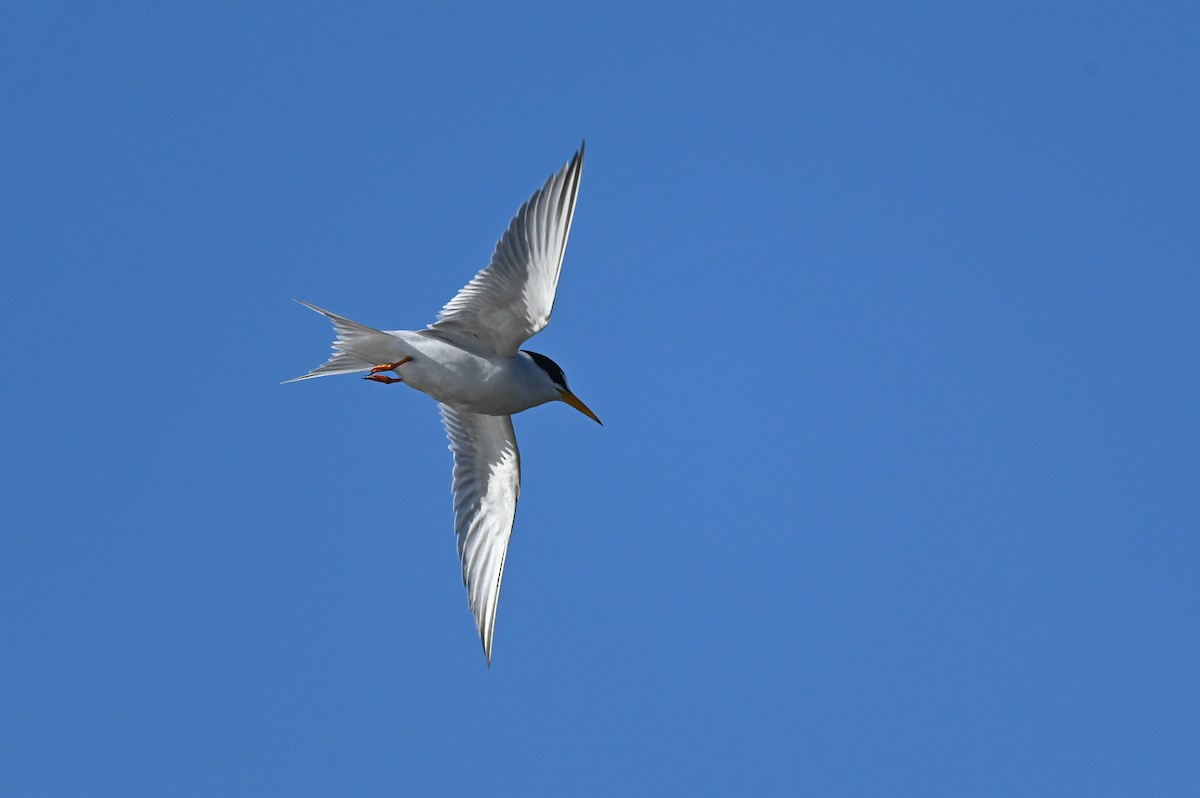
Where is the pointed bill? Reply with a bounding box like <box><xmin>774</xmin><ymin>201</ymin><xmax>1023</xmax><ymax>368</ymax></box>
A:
<box><xmin>559</xmin><ymin>388</ymin><xmax>602</xmax><ymax>425</ymax></box>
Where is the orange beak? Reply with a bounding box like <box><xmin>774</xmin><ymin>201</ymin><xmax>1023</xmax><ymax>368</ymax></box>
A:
<box><xmin>558</xmin><ymin>388</ymin><xmax>602</xmax><ymax>425</ymax></box>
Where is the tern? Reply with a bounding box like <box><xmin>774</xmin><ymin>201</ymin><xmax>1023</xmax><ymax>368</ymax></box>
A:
<box><xmin>288</xmin><ymin>143</ymin><xmax>599</xmax><ymax>665</ymax></box>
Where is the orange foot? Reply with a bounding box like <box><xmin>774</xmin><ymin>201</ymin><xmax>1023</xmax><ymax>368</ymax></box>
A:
<box><xmin>363</xmin><ymin>374</ymin><xmax>404</xmax><ymax>384</ymax></box>
<box><xmin>369</xmin><ymin>356</ymin><xmax>413</xmax><ymax>375</ymax></box>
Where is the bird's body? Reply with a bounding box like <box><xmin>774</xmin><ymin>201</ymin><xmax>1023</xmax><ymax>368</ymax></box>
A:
<box><xmin>295</xmin><ymin>320</ymin><xmax>561</xmax><ymax>414</ymax></box>
<box><xmin>288</xmin><ymin>144</ymin><xmax>598</xmax><ymax>664</ymax></box>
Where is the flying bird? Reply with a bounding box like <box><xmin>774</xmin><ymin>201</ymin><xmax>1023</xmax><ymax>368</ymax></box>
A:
<box><xmin>287</xmin><ymin>143</ymin><xmax>599</xmax><ymax>665</ymax></box>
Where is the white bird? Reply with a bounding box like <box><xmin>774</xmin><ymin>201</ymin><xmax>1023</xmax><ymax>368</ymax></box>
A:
<box><xmin>287</xmin><ymin>143</ymin><xmax>599</xmax><ymax>665</ymax></box>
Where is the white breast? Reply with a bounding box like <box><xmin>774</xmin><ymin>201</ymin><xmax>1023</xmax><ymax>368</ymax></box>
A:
<box><xmin>387</xmin><ymin>332</ymin><xmax>553</xmax><ymax>415</ymax></box>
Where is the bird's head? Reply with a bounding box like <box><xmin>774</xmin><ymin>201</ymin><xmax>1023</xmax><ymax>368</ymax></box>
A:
<box><xmin>522</xmin><ymin>350</ymin><xmax>602</xmax><ymax>425</ymax></box>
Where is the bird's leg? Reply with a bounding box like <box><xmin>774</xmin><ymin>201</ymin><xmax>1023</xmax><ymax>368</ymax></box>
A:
<box><xmin>368</xmin><ymin>356</ymin><xmax>413</xmax><ymax>375</ymax></box>
<box><xmin>363</xmin><ymin>355</ymin><xmax>412</xmax><ymax>385</ymax></box>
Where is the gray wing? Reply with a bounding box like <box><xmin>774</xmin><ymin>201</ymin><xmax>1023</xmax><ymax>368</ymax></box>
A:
<box><xmin>428</xmin><ymin>143</ymin><xmax>584</xmax><ymax>356</ymax></box>
<box><xmin>439</xmin><ymin>404</ymin><xmax>521</xmax><ymax>665</ymax></box>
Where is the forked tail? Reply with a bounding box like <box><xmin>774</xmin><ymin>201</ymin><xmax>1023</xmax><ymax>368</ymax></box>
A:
<box><xmin>284</xmin><ymin>300</ymin><xmax>397</xmax><ymax>383</ymax></box>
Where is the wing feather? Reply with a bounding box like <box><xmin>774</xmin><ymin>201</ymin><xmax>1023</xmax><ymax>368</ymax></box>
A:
<box><xmin>439</xmin><ymin>404</ymin><xmax>521</xmax><ymax>665</ymax></box>
<box><xmin>429</xmin><ymin>143</ymin><xmax>584</xmax><ymax>356</ymax></box>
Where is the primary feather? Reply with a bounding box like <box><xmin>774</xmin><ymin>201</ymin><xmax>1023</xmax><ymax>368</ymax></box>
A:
<box><xmin>429</xmin><ymin>143</ymin><xmax>584</xmax><ymax>356</ymax></box>
<box><xmin>440</xmin><ymin>405</ymin><xmax>521</xmax><ymax>666</ymax></box>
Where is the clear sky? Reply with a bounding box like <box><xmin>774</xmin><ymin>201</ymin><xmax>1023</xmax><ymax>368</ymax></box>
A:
<box><xmin>2</xmin><ymin>2</ymin><xmax>1197</xmax><ymax>795</ymax></box>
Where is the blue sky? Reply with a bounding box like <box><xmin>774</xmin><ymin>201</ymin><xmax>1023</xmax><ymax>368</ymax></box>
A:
<box><xmin>2</xmin><ymin>2</ymin><xmax>1198</xmax><ymax>795</ymax></box>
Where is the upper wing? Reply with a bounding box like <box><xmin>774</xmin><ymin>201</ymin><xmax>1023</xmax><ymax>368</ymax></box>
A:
<box><xmin>428</xmin><ymin>143</ymin><xmax>585</xmax><ymax>356</ymax></box>
<box><xmin>439</xmin><ymin>404</ymin><xmax>521</xmax><ymax>665</ymax></box>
